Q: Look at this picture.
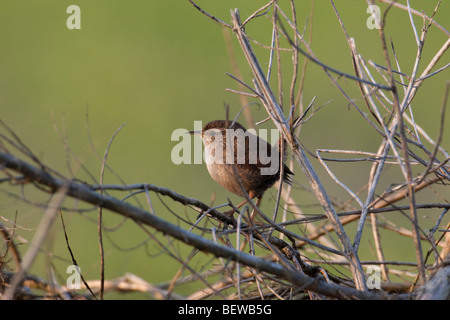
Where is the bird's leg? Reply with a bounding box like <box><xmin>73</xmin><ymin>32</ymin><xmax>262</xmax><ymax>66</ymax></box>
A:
<box><xmin>224</xmin><ymin>194</ymin><xmax>263</xmax><ymax>221</ymax></box>
<box><xmin>250</xmin><ymin>196</ymin><xmax>262</xmax><ymax>221</ymax></box>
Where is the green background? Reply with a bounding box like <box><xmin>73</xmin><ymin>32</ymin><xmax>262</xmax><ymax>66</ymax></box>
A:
<box><xmin>0</xmin><ymin>1</ymin><xmax>448</xmax><ymax>299</ymax></box>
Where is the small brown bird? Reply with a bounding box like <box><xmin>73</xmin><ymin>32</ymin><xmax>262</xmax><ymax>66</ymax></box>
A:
<box><xmin>190</xmin><ymin>120</ymin><xmax>293</xmax><ymax>213</ymax></box>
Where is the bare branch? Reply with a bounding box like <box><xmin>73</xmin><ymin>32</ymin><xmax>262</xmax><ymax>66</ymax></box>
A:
<box><xmin>0</xmin><ymin>151</ymin><xmax>399</xmax><ymax>299</ymax></box>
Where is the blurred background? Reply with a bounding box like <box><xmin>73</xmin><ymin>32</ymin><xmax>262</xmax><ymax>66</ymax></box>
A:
<box><xmin>0</xmin><ymin>1</ymin><xmax>448</xmax><ymax>298</ymax></box>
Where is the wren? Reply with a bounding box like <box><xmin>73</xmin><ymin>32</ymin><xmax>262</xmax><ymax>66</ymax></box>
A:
<box><xmin>190</xmin><ymin>120</ymin><xmax>293</xmax><ymax>213</ymax></box>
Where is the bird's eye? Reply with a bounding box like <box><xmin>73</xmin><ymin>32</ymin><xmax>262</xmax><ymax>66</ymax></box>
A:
<box><xmin>205</xmin><ymin>129</ymin><xmax>222</xmax><ymax>143</ymax></box>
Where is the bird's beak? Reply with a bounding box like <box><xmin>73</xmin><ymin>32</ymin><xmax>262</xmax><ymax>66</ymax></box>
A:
<box><xmin>188</xmin><ymin>131</ymin><xmax>201</xmax><ymax>135</ymax></box>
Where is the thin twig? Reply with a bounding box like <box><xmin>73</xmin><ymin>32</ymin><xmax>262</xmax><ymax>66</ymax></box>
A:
<box><xmin>97</xmin><ymin>123</ymin><xmax>126</xmax><ymax>299</ymax></box>
<box><xmin>59</xmin><ymin>211</ymin><xmax>97</xmax><ymax>299</ymax></box>
<box><xmin>419</xmin><ymin>81</ymin><xmax>449</xmax><ymax>183</ymax></box>
<box><xmin>3</xmin><ymin>185</ymin><xmax>68</xmax><ymax>300</ymax></box>
<box><xmin>378</xmin><ymin>7</ymin><xmax>426</xmax><ymax>283</ymax></box>
<box><xmin>187</xmin><ymin>0</ymin><xmax>232</xmax><ymax>29</ymax></box>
